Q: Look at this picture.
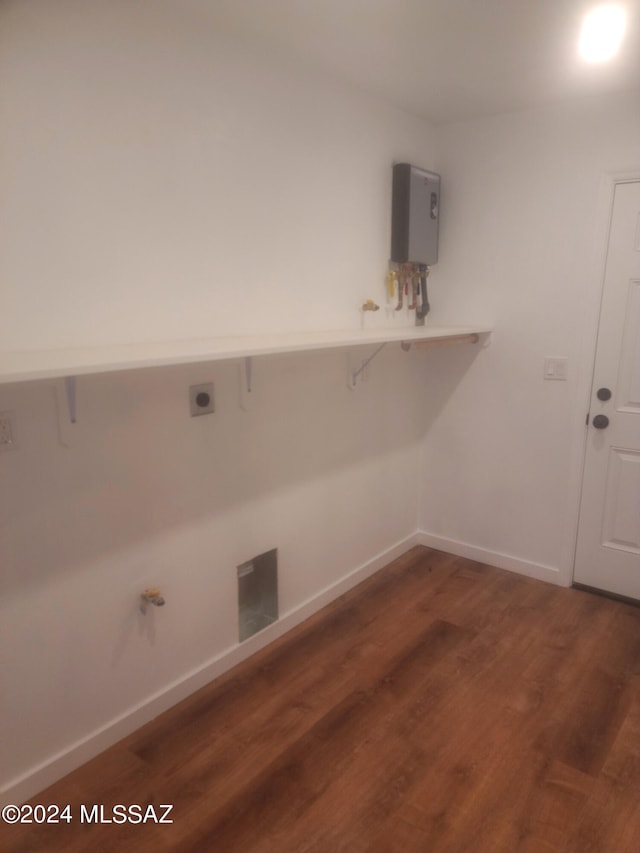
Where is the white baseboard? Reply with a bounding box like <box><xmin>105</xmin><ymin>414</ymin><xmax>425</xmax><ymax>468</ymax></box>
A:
<box><xmin>2</xmin><ymin>532</ymin><xmax>421</xmax><ymax>807</ymax></box>
<box><xmin>416</xmin><ymin>530</ymin><xmax>566</xmax><ymax>587</ymax></box>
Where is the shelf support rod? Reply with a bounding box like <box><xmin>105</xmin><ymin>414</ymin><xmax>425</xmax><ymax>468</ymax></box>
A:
<box><xmin>351</xmin><ymin>343</ymin><xmax>387</xmax><ymax>388</ymax></box>
<box><xmin>65</xmin><ymin>376</ymin><xmax>77</xmax><ymax>424</ymax></box>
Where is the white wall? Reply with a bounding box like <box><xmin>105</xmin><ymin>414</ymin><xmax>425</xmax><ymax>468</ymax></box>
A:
<box><xmin>0</xmin><ymin>0</ymin><xmax>438</xmax><ymax>803</ymax></box>
<box><xmin>0</xmin><ymin>0</ymin><xmax>433</xmax><ymax>352</ymax></box>
<box><xmin>0</xmin><ymin>349</ymin><xmax>429</xmax><ymax>802</ymax></box>
<box><xmin>420</xmin><ymin>92</ymin><xmax>640</xmax><ymax>582</ymax></box>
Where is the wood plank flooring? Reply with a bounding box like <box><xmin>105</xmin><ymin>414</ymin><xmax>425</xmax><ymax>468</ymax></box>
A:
<box><xmin>3</xmin><ymin>546</ymin><xmax>640</xmax><ymax>852</ymax></box>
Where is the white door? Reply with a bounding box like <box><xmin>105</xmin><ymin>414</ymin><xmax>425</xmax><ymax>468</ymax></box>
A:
<box><xmin>574</xmin><ymin>180</ymin><xmax>640</xmax><ymax>599</ymax></box>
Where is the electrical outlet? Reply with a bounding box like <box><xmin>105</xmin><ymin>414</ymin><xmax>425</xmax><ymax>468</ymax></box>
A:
<box><xmin>0</xmin><ymin>411</ymin><xmax>17</xmax><ymax>451</ymax></box>
<box><xmin>189</xmin><ymin>383</ymin><xmax>215</xmax><ymax>417</ymax></box>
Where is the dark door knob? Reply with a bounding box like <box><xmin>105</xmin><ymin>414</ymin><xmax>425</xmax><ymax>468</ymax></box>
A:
<box><xmin>593</xmin><ymin>414</ymin><xmax>609</xmax><ymax>429</ymax></box>
<box><xmin>597</xmin><ymin>388</ymin><xmax>612</xmax><ymax>401</ymax></box>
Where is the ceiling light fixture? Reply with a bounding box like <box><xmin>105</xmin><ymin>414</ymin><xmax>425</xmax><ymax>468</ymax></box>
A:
<box><xmin>579</xmin><ymin>4</ymin><xmax>627</xmax><ymax>62</ymax></box>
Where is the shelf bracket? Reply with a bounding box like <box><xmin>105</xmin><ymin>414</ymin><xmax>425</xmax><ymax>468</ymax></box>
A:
<box><xmin>350</xmin><ymin>342</ymin><xmax>387</xmax><ymax>389</ymax></box>
<box><xmin>54</xmin><ymin>375</ymin><xmax>78</xmax><ymax>447</ymax></box>
<box><xmin>239</xmin><ymin>357</ymin><xmax>253</xmax><ymax>411</ymax></box>
<box><xmin>65</xmin><ymin>376</ymin><xmax>77</xmax><ymax>424</ymax></box>
<box><xmin>245</xmin><ymin>357</ymin><xmax>253</xmax><ymax>395</ymax></box>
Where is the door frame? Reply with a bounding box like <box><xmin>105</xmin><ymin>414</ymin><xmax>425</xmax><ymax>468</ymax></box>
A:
<box><xmin>569</xmin><ymin>168</ymin><xmax>640</xmax><ymax>587</ymax></box>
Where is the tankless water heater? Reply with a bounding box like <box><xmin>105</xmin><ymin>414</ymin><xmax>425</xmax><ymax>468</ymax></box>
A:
<box><xmin>391</xmin><ymin>163</ymin><xmax>440</xmax><ymax>266</ymax></box>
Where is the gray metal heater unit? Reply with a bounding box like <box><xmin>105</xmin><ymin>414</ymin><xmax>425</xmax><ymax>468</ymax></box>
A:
<box><xmin>391</xmin><ymin>163</ymin><xmax>440</xmax><ymax>265</ymax></box>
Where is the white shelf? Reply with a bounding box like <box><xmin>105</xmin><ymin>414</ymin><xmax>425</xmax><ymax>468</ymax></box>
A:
<box><xmin>0</xmin><ymin>325</ymin><xmax>493</xmax><ymax>385</ymax></box>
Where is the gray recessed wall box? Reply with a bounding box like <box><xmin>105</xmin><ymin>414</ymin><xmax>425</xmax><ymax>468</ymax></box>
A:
<box><xmin>391</xmin><ymin>163</ymin><xmax>440</xmax><ymax>265</ymax></box>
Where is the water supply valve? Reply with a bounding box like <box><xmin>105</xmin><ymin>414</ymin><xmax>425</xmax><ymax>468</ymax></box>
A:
<box><xmin>140</xmin><ymin>587</ymin><xmax>166</xmax><ymax>614</ymax></box>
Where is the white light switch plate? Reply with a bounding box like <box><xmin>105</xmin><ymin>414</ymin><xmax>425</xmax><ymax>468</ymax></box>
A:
<box><xmin>544</xmin><ymin>357</ymin><xmax>568</xmax><ymax>380</ymax></box>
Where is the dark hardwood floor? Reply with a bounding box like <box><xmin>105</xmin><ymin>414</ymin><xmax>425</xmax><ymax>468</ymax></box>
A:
<box><xmin>3</xmin><ymin>546</ymin><xmax>640</xmax><ymax>852</ymax></box>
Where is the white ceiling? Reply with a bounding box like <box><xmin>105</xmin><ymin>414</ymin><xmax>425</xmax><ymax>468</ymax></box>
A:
<box><xmin>200</xmin><ymin>0</ymin><xmax>640</xmax><ymax>124</ymax></box>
